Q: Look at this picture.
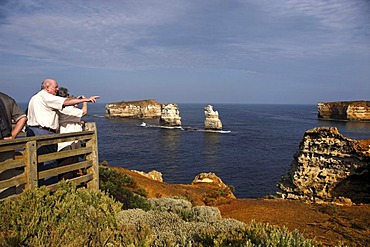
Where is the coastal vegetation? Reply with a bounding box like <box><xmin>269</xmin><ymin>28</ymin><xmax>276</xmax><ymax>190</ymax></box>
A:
<box><xmin>0</xmin><ymin>167</ymin><xmax>323</xmax><ymax>246</ymax></box>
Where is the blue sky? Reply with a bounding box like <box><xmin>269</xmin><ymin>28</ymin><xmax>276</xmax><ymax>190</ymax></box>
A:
<box><xmin>0</xmin><ymin>0</ymin><xmax>369</xmax><ymax>104</ymax></box>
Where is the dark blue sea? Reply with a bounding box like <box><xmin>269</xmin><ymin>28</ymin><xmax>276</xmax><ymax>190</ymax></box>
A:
<box><xmin>21</xmin><ymin>103</ymin><xmax>370</xmax><ymax>198</ymax></box>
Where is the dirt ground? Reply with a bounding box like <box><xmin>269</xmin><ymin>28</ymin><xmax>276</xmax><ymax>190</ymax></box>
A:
<box><xmin>113</xmin><ymin>167</ymin><xmax>370</xmax><ymax>246</ymax></box>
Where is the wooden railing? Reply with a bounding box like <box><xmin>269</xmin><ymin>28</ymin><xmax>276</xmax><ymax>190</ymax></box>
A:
<box><xmin>0</xmin><ymin>122</ymin><xmax>99</xmax><ymax>200</ymax></box>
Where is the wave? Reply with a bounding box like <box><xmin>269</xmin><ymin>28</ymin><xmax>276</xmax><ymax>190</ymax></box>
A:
<box><xmin>139</xmin><ymin>122</ymin><xmax>230</xmax><ymax>133</ymax></box>
<box><xmin>90</xmin><ymin>114</ymin><xmax>105</xmax><ymax>118</ymax></box>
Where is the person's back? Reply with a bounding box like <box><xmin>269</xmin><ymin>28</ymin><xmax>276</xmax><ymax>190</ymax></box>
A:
<box><xmin>0</xmin><ymin>96</ymin><xmax>12</xmax><ymax>139</ymax></box>
<box><xmin>0</xmin><ymin>92</ymin><xmax>27</xmax><ymax>198</ymax></box>
<box><xmin>0</xmin><ymin>92</ymin><xmax>27</xmax><ymax>141</ymax></box>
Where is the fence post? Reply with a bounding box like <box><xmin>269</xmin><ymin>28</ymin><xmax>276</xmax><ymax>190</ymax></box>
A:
<box><xmin>85</xmin><ymin>122</ymin><xmax>99</xmax><ymax>190</ymax></box>
<box><xmin>24</xmin><ymin>140</ymin><xmax>38</xmax><ymax>189</ymax></box>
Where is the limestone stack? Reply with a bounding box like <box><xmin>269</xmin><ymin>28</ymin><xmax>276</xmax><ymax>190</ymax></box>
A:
<box><xmin>159</xmin><ymin>103</ymin><xmax>182</xmax><ymax>127</ymax></box>
<box><xmin>318</xmin><ymin>101</ymin><xmax>370</xmax><ymax>121</ymax></box>
<box><xmin>204</xmin><ymin>105</ymin><xmax>222</xmax><ymax>130</ymax></box>
<box><xmin>105</xmin><ymin>99</ymin><xmax>161</xmax><ymax>118</ymax></box>
<box><xmin>278</xmin><ymin>127</ymin><xmax>370</xmax><ymax>204</ymax></box>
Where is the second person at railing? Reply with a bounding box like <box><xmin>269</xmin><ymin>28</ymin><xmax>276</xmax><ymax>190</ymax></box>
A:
<box><xmin>56</xmin><ymin>87</ymin><xmax>88</xmax><ymax>180</ymax></box>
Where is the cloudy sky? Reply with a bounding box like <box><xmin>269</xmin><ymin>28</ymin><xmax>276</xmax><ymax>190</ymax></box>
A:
<box><xmin>0</xmin><ymin>0</ymin><xmax>369</xmax><ymax>104</ymax></box>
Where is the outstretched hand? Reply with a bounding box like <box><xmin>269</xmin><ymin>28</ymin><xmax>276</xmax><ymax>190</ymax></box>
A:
<box><xmin>88</xmin><ymin>96</ymin><xmax>100</xmax><ymax>103</ymax></box>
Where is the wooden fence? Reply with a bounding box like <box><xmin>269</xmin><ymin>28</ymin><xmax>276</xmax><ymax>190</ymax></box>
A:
<box><xmin>0</xmin><ymin>122</ymin><xmax>99</xmax><ymax>200</ymax></box>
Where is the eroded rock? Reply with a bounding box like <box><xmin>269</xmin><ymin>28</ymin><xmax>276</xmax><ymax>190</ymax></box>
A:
<box><xmin>278</xmin><ymin>127</ymin><xmax>370</xmax><ymax>204</ymax></box>
<box><xmin>132</xmin><ymin>170</ymin><xmax>163</xmax><ymax>182</ymax></box>
<box><xmin>318</xmin><ymin>101</ymin><xmax>370</xmax><ymax>121</ymax></box>
<box><xmin>105</xmin><ymin>99</ymin><xmax>161</xmax><ymax>118</ymax></box>
<box><xmin>159</xmin><ymin>103</ymin><xmax>182</xmax><ymax>127</ymax></box>
<box><xmin>204</xmin><ymin>105</ymin><xmax>222</xmax><ymax>130</ymax></box>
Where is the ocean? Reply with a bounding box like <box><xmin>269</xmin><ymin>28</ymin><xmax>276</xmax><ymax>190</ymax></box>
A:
<box><xmin>21</xmin><ymin>103</ymin><xmax>370</xmax><ymax>198</ymax></box>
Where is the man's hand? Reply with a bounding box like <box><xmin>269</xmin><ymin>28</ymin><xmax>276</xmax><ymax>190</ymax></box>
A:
<box><xmin>88</xmin><ymin>96</ymin><xmax>100</xmax><ymax>103</ymax></box>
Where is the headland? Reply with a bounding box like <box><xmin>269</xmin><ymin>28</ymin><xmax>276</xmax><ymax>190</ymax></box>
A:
<box><xmin>318</xmin><ymin>100</ymin><xmax>370</xmax><ymax>121</ymax></box>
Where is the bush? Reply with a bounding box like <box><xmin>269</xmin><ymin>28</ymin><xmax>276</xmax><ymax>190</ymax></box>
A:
<box><xmin>244</xmin><ymin>220</ymin><xmax>319</xmax><ymax>247</ymax></box>
<box><xmin>99</xmin><ymin>166</ymin><xmax>151</xmax><ymax>210</ymax></box>
<box><xmin>190</xmin><ymin>206</ymin><xmax>222</xmax><ymax>222</ymax></box>
<box><xmin>117</xmin><ymin>208</ymin><xmax>247</xmax><ymax>246</ymax></box>
<box><xmin>149</xmin><ymin>197</ymin><xmax>192</xmax><ymax>212</ymax></box>
<box><xmin>148</xmin><ymin>197</ymin><xmax>222</xmax><ymax>223</ymax></box>
<box><xmin>0</xmin><ymin>181</ymin><xmax>152</xmax><ymax>246</ymax></box>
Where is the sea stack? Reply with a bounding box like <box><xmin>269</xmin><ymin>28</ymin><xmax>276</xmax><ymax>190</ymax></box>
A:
<box><xmin>159</xmin><ymin>103</ymin><xmax>182</xmax><ymax>127</ymax></box>
<box><xmin>204</xmin><ymin>105</ymin><xmax>222</xmax><ymax>130</ymax></box>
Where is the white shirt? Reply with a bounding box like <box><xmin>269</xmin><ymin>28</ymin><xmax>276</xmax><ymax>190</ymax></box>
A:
<box><xmin>27</xmin><ymin>90</ymin><xmax>66</xmax><ymax>130</ymax></box>
<box><xmin>58</xmin><ymin>105</ymin><xmax>84</xmax><ymax>151</ymax></box>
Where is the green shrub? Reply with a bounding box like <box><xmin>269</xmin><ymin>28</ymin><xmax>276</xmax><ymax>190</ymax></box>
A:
<box><xmin>117</xmin><ymin>209</ymin><xmax>246</xmax><ymax>246</ymax></box>
<box><xmin>149</xmin><ymin>197</ymin><xmax>192</xmax><ymax>212</ymax></box>
<box><xmin>148</xmin><ymin>197</ymin><xmax>222</xmax><ymax>223</ymax></box>
<box><xmin>190</xmin><ymin>206</ymin><xmax>222</xmax><ymax>222</ymax></box>
<box><xmin>99</xmin><ymin>166</ymin><xmax>151</xmax><ymax>210</ymax></box>
<box><xmin>0</xmin><ymin>181</ymin><xmax>152</xmax><ymax>246</ymax></box>
<box><xmin>244</xmin><ymin>220</ymin><xmax>319</xmax><ymax>247</ymax></box>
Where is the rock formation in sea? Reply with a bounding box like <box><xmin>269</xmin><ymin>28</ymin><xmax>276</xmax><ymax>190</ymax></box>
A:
<box><xmin>278</xmin><ymin>127</ymin><xmax>370</xmax><ymax>204</ymax></box>
<box><xmin>204</xmin><ymin>105</ymin><xmax>222</xmax><ymax>130</ymax></box>
<box><xmin>159</xmin><ymin>103</ymin><xmax>182</xmax><ymax>127</ymax></box>
<box><xmin>318</xmin><ymin>101</ymin><xmax>370</xmax><ymax>121</ymax></box>
<box><xmin>105</xmin><ymin>99</ymin><xmax>161</xmax><ymax>118</ymax></box>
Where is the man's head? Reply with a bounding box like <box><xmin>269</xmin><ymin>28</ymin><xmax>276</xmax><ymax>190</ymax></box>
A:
<box><xmin>41</xmin><ymin>79</ymin><xmax>59</xmax><ymax>95</ymax></box>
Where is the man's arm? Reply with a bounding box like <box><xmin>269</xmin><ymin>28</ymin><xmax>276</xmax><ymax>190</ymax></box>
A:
<box><xmin>63</xmin><ymin>96</ymin><xmax>100</xmax><ymax>107</ymax></box>
<box><xmin>3</xmin><ymin>116</ymin><xmax>27</xmax><ymax>140</ymax></box>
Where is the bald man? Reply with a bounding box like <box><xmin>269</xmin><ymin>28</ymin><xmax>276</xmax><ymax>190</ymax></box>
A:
<box><xmin>27</xmin><ymin>79</ymin><xmax>99</xmax><ymax>133</ymax></box>
<box><xmin>27</xmin><ymin>79</ymin><xmax>99</xmax><ymax>185</ymax></box>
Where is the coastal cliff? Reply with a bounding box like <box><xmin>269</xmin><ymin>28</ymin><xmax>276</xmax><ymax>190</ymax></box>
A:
<box><xmin>318</xmin><ymin>101</ymin><xmax>370</xmax><ymax>121</ymax></box>
<box><xmin>105</xmin><ymin>99</ymin><xmax>161</xmax><ymax>118</ymax></box>
<box><xmin>278</xmin><ymin>127</ymin><xmax>370</xmax><ymax>204</ymax></box>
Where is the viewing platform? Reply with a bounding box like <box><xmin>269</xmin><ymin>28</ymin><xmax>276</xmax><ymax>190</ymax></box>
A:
<box><xmin>0</xmin><ymin>122</ymin><xmax>99</xmax><ymax>200</ymax></box>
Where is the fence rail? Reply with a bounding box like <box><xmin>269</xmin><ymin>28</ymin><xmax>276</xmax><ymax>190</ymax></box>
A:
<box><xmin>0</xmin><ymin>122</ymin><xmax>99</xmax><ymax>200</ymax></box>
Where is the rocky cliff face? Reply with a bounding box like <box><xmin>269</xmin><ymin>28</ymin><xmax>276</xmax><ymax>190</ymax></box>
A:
<box><xmin>278</xmin><ymin>127</ymin><xmax>370</xmax><ymax>204</ymax></box>
<box><xmin>318</xmin><ymin>101</ymin><xmax>370</xmax><ymax>121</ymax></box>
<box><xmin>159</xmin><ymin>103</ymin><xmax>182</xmax><ymax>127</ymax></box>
<box><xmin>204</xmin><ymin>105</ymin><xmax>222</xmax><ymax>130</ymax></box>
<box><xmin>105</xmin><ymin>99</ymin><xmax>161</xmax><ymax>118</ymax></box>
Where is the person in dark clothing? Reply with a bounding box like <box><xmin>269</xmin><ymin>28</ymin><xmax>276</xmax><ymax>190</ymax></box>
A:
<box><xmin>0</xmin><ymin>91</ymin><xmax>27</xmax><ymax>198</ymax></box>
<box><xmin>0</xmin><ymin>92</ymin><xmax>27</xmax><ymax>141</ymax></box>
